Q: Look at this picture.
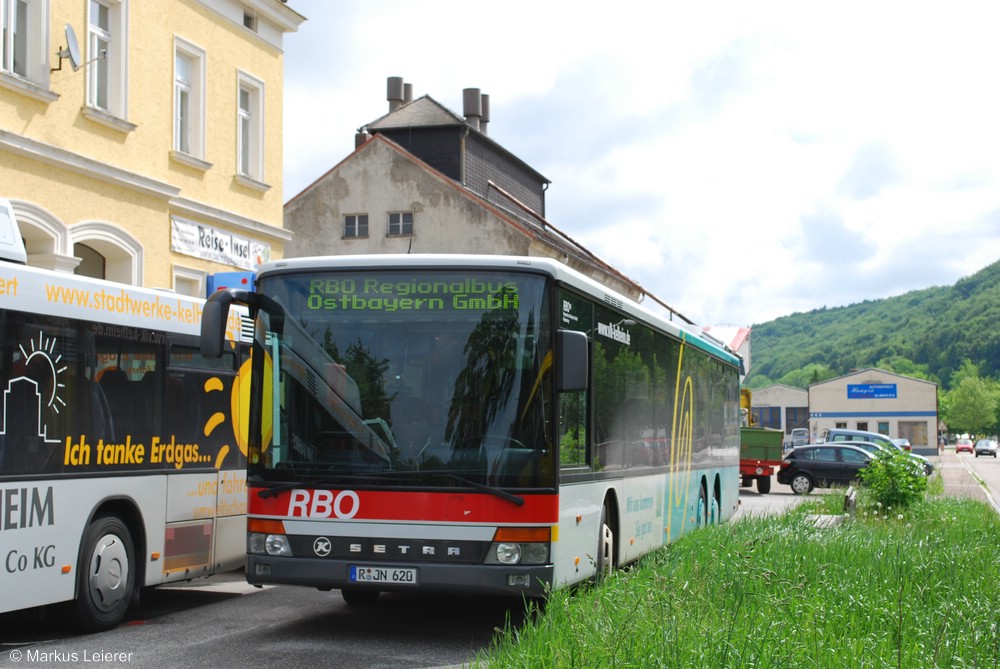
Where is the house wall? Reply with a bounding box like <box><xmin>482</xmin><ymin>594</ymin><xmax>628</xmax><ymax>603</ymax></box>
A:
<box><xmin>750</xmin><ymin>385</ymin><xmax>809</xmax><ymax>438</ymax></box>
<box><xmin>284</xmin><ymin>137</ymin><xmax>535</xmax><ymax>258</ymax></box>
<box><xmin>465</xmin><ymin>134</ymin><xmax>544</xmax><ymax>215</ymax></box>
<box><xmin>808</xmin><ymin>369</ymin><xmax>938</xmax><ymax>455</ymax></box>
<box><xmin>0</xmin><ymin>0</ymin><xmax>299</xmax><ymax>291</ymax></box>
<box><xmin>284</xmin><ymin>136</ymin><xmax>644</xmax><ymax>304</ymax></box>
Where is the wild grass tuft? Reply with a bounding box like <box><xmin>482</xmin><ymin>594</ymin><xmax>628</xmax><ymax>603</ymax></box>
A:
<box><xmin>475</xmin><ymin>495</ymin><xmax>1000</xmax><ymax>668</ymax></box>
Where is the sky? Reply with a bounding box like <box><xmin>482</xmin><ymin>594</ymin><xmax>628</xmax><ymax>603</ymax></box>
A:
<box><xmin>281</xmin><ymin>1</ymin><xmax>1000</xmax><ymax>327</ymax></box>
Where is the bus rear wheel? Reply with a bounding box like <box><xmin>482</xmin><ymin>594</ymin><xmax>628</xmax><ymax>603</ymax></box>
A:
<box><xmin>68</xmin><ymin>515</ymin><xmax>135</xmax><ymax>632</ymax></box>
<box><xmin>595</xmin><ymin>505</ymin><xmax>614</xmax><ymax>580</ymax></box>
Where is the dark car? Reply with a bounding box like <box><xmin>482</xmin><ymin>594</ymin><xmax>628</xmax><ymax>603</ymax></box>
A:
<box><xmin>835</xmin><ymin>440</ymin><xmax>931</xmax><ymax>477</ymax></box>
<box><xmin>777</xmin><ymin>444</ymin><xmax>873</xmax><ymax>495</ymax></box>
<box><xmin>974</xmin><ymin>439</ymin><xmax>998</xmax><ymax>458</ymax></box>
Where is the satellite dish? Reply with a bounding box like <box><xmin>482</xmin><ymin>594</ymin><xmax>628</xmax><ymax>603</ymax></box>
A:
<box><xmin>53</xmin><ymin>24</ymin><xmax>81</xmax><ymax>72</ymax></box>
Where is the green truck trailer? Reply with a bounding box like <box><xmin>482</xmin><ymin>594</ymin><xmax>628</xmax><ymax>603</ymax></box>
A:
<box><xmin>740</xmin><ymin>426</ymin><xmax>785</xmax><ymax>494</ymax></box>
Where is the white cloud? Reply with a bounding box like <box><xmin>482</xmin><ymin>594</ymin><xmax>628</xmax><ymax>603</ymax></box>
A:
<box><xmin>283</xmin><ymin>0</ymin><xmax>1000</xmax><ymax>326</ymax></box>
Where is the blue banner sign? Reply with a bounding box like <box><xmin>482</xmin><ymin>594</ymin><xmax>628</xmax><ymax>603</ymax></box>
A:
<box><xmin>847</xmin><ymin>383</ymin><xmax>897</xmax><ymax>399</ymax></box>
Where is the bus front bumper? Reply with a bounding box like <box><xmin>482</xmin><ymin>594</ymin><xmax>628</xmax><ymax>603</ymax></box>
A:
<box><xmin>245</xmin><ymin>555</ymin><xmax>553</xmax><ymax>598</ymax></box>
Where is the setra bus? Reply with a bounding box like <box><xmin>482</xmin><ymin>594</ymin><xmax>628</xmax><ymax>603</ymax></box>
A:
<box><xmin>200</xmin><ymin>253</ymin><xmax>741</xmax><ymax>605</ymax></box>
<box><xmin>0</xmin><ymin>198</ymin><xmax>250</xmax><ymax>630</ymax></box>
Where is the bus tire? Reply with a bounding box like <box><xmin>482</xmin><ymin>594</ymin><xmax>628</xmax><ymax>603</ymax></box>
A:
<box><xmin>696</xmin><ymin>484</ymin><xmax>708</xmax><ymax>527</ymax></box>
<box><xmin>68</xmin><ymin>515</ymin><xmax>135</xmax><ymax>632</ymax></box>
<box><xmin>756</xmin><ymin>476</ymin><xmax>771</xmax><ymax>494</ymax></box>
<box><xmin>710</xmin><ymin>485</ymin><xmax>721</xmax><ymax>525</ymax></box>
<box><xmin>596</xmin><ymin>504</ymin><xmax>614</xmax><ymax>580</ymax></box>
<box><xmin>341</xmin><ymin>588</ymin><xmax>380</xmax><ymax>607</ymax></box>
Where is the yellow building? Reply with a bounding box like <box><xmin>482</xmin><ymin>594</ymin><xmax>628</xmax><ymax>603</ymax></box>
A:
<box><xmin>0</xmin><ymin>0</ymin><xmax>303</xmax><ymax>295</ymax></box>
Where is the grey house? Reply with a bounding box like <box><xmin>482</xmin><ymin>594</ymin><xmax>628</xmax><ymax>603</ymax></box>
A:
<box><xmin>283</xmin><ymin>77</ymin><xmax>689</xmax><ymax>321</ymax></box>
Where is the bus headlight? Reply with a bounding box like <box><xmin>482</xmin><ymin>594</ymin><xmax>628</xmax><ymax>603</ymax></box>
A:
<box><xmin>495</xmin><ymin>542</ymin><xmax>521</xmax><ymax>564</ymax></box>
<box><xmin>248</xmin><ymin>532</ymin><xmax>292</xmax><ymax>557</ymax></box>
<box><xmin>485</xmin><ymin>541</ymin><xmax>549</xmax><ymax>565</ymax></box>
<box><xmin>485</xmin><ymin>527</ymin><xmax>551</xmax><ymax>565</ymax></box>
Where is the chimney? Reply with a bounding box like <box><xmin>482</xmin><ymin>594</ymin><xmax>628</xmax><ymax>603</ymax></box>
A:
<box><xmin>404</xmin><ymin>82</ymin><xmax>413</xmax><ymax>104</ymax></box>
<box><xmin>463</xmin><ymin>87</ymin><xmax>482</xmax><ymax>131</ymax></box>
<box><xmin>480</xmin><ymin>93</ymin><xmax>490</xmax><ymax>135</ymax></box>
<box><xmin>387</xmin><ymin>76</ymin><xmax>404</xmax><ymax>112</ymax></box>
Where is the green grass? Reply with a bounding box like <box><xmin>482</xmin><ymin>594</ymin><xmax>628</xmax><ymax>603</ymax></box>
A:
<box><xmin>476</xmin><ymin>493</ymin><xmax>1000</xmax><ymax>668</ymax></box>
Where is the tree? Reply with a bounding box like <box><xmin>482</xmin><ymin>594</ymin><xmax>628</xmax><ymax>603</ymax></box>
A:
<box><xmin>943</xmin><ymin>375</ymin><xmax>999</xmax><ymax>436</ymax></box>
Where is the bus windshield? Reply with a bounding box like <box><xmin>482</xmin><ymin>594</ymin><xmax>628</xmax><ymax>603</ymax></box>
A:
<box><xmin>251</xmin><ymin>269</ymin><xmax>556</xmax><ymax>490</ymax></box>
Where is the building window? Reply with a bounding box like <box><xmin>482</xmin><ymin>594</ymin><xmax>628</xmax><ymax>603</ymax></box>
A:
<box><xmin>1</xmin><ymin>0</ymin><xmax>27</xmax><ymax>77</ymax></box>
<box><xmin>87</xmin><ymin>0</ymin><xmax>127</xmax><ymax>118</ymax></box>
<box><xmin>387</xmin><ymin>212</ymin><xmax>413</xmax><ymax>236</ymax></box>
<box><xmin>237</xmin><ymin>71</ymin><xmax>264</xmax><ymax>181</ymax></box>
<box><xmin>173</xmin><ymin>38</ymin><xmax>205</xmax><ymax>158</ymax></box>
<box><xmin>173</xmin><ymin>266</ymin><xmax>206</xmax><ymax>298</ymax></box>
<box><xmin>753</xmin><ymin>406</ymin><xmax>781</xmax><ymax>430</ymax></box>
<box><xmin>1</xmin><ymin>0</ymin><xmax>47</xmax><ymax>85</ymax></box>
<box><xmin>344</xmin><ymin>214</ymin><xmax>368</xmax><ymax>238</ymax></box>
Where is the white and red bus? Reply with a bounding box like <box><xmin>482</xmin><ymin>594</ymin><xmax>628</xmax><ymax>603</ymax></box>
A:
<box><xmin>201</xmin><ymin>253</ymin><xmax>741</xmax><ymax>605</ymax></box>
<box><xmin>0</xmin><ymin>199</ymin><xmax>249</xmax><ymax>630</ymax></box>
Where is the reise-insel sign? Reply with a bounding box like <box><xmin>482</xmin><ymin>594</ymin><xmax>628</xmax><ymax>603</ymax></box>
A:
<box><xmin>171</xmin><ymin>217</ymin><xmax>270</xmax><ymax>271</ymax></box>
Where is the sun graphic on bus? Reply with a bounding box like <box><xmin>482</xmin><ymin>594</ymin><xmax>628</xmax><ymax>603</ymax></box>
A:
<box><xmin>21</xmin><ymin>331</ymin><xmax>67</xmax><ymax>415</ymax></box>
<box><xmin>202</xmin><ymin>349</ymin><xmax>273</xmax><ymax>469</ymax></box>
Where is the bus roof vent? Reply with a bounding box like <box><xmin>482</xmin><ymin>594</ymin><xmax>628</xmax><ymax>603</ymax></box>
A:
<box><xmin>602</xmin><ymin>294</ymin><xmax>624</xmax><ymax>310</ymax></box>
<box><xmin>0</xmin><ymin>198</ymin><xmax>27</xmax><ymax>264</ymax></box>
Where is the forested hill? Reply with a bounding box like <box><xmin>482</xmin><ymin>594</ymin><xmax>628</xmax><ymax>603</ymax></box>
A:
<box><xmin>744</xmin><ymin>258</ymin><xmax>1000</xmax><ymax>392</ymax></box>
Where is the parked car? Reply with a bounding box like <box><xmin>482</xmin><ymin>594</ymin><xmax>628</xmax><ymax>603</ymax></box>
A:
<box><xmin>893</xmin><ymin>437</ymin><xmax>912</xmax><ymax>451</ymax></box>
<box><xmin>777</xmin><ymin>444</ymin><xmax>874</xmax><ymax>495</ymax></box>
<box><xmin>835</xmin><ymin>440</ymin><xmax>928</xmax><ymax>477</ymax></box>
<box><xmin>790</xmin><ymin>428</ymin><xmax>810</xmax><ymax>447</ymax></box>
<box><xmin>956</xmin><ymin>438</ymin><xmax>975</xmax><ymax>454</ymax></box>
<box><xmin>822</xmin><ymin>428</ymin><xmax>934</xmax><ymax>475</ymax></box>
<box><xmin>974</xmin><ymin>439</ymin><xmax>998</xmax><ymax>458</ymax></box>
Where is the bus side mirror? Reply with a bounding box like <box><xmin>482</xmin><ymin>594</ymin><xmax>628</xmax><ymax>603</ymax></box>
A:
<box><xmin>202</xmin><ymin>289</ymin><xmax>248</xmax><ymax>358</ymax></box>
<box><xmin>556</xmin><ymin>330</ymin><xmax>588</xmax><ymax>392</ymax></box>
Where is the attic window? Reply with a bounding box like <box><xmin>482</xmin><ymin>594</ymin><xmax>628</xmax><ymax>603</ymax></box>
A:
<box><xmin>344</xmin><ymin>214</ymin><xmax>368</xmax><ymax>238</ymax></box>
<box><xmin>243</xmin><ymin>10</ymin><xmax>256</xmax><ymax>31</ymax></box>
<box><xmin>387</xmin><ymin>212</ymin><xmax>413</xmax><ymax>237</ymax></box>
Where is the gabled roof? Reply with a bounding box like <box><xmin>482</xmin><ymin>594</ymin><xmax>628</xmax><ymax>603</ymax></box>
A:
<box><xmin>361</xmin><ymin>95</ymin><xmax>550</xmax><ymax>185</ymax></box>
<box><xmin>809</xmin><ymin>367</ymin><xmax>938</xmax><ymax>388</ymax></box>
<box><xmin>366</xmin><ymin>95</ymin><xmax>466</xmax><ymax>130</ymax></box>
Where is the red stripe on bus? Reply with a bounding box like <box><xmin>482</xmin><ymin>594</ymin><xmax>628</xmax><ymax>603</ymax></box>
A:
<box><xmin>248</xmin><ymin>487</ymin><xmax>558</xmax><ymax>524</ymax></box>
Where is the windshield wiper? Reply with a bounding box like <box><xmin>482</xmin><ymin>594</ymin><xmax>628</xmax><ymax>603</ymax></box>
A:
<box><xmin>255</xmin><ymin>474</ymin><xmax>393</xmax><ymax>498</ymax></box>
<box><xmin>440</xmin><ymin>473</ymin><xmax>524</xmax><ymax>506</ymax></box>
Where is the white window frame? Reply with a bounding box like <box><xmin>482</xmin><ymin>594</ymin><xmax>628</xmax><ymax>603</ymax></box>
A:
<box><xmin>1</xmin><ymin>0</ymin><xmax>49</xmax><ymax>90</ymax></box>
<box><xmin>173</xmin><ymin>37</ymin><xmax>205</xmax><ymax>159</ymax></box>
<box><xmin>86</xmin><ymin>0</ymin><xmax>128</xmax><ymax>119</ymax></box>
<box><xmin>172</xmin><ymin>265</ymin><xmax>206</xmax><ymax>298</ymax></box>
<box><xmin>236</xmin><ymin>71</ymin><xmax>264</xmax><ymax>182</ymax></box>
<box><xmin>387</xmin><ymin>211</ymin><xmax>413</xmax><ymax>237</ymax></box>
<box><xmin>344</xmin><ymin>214</ymin><xmax>368</xmax><ymax>239</ymax></box>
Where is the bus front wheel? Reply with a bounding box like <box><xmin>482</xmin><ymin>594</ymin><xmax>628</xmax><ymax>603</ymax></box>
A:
<box><xmin>69</xmin><ymin>515</ymin><xmax>135</xmax><ymax>632</ymax></box>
